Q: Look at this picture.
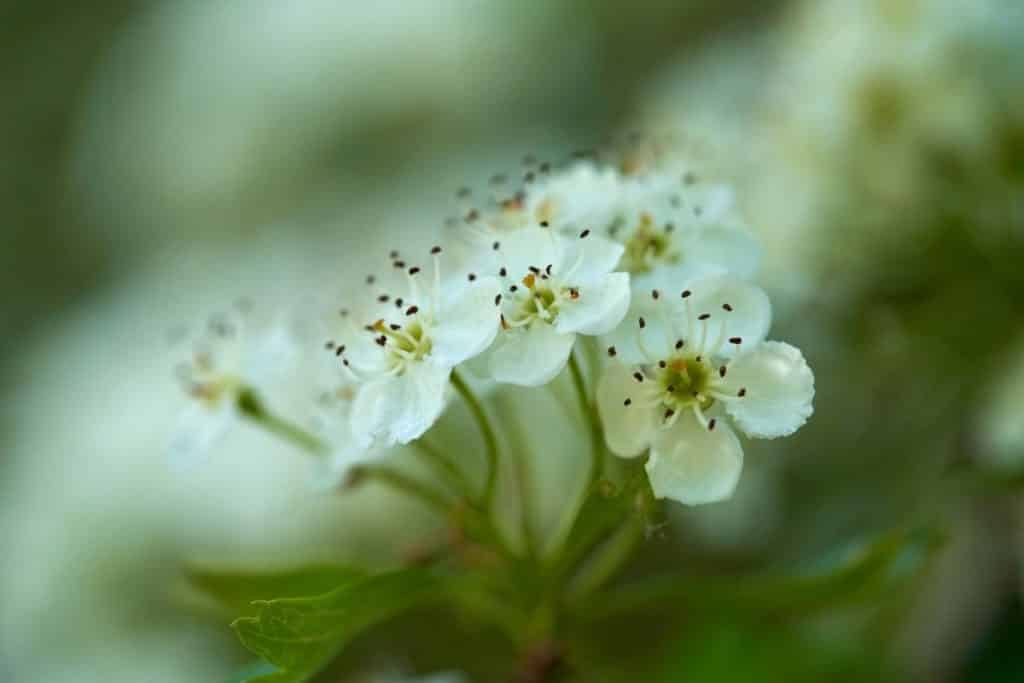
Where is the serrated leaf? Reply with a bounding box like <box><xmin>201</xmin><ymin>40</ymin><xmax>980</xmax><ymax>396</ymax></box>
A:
<box><xmin>231</xmin><ymin>568</ymin><xmax>443</xmax><ymax>683</ymax></box>
<box><xmin>581</xmin><ymin>527</ymin><xmax>944</xmax><ymax>621</ymax></box>
<box><xmin>188</xmin><ymin>565</ymin><xmax>367</xmax><ymax>617</ymax></box>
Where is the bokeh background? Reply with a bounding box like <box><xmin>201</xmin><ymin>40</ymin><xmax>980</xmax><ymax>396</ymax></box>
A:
<box><xmin>2</xmin><ymin>0</ymin><xmax>1023</xmax><ymax>681</ymax></box>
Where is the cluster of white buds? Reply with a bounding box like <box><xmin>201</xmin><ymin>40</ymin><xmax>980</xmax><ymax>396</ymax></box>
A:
<box><xmin>171</xmin><ymin>145</ymin><xmax>814</xmax><ymax>506</ymax></box>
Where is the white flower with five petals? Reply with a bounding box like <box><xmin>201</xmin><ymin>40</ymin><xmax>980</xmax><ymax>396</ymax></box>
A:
<box><xmin>332</xmin><ymin>247</ymin><xmax>502</xmax><ymax>447</ymax></box>
<box><xmin>597</xmin><ymin>274</ymin><xmax>814</xmax><ymax>505</ymax></box>
<box><xmin>483</xmin><ymin>226</ymin><xmax>631</xmax><ymax>386</ymax></box>
<box><xmin>169</xmin><ymin>308</ymin><xmax>296</xmax><ymax>466</ymax></box>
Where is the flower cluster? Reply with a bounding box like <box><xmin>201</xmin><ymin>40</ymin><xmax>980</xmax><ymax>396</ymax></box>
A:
<box><xmin>171</xmin><ymin>149</ymin><xmax>814</xmax><ymax>506</ymax></box>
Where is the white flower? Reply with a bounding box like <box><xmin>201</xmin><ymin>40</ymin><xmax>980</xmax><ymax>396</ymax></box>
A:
<box><xmin>169</xmin><ymin>307</ymin><xmax>296</xmax><ymax>466</ymax></box>
<box><xmin>597</xmin><ymin>274</ymin><xmax>814</xmax><ymax>505</ymax></box>
<box><xmin>334</xmin><ymin>246</ymin><xmax>501</xmax><ymax>447</ymax></box>
<box><xmin>483</xmin><ymin>226</ymin><xmax>631</xmax><ymax>386</ymax></box>
<box><xmin>310</xmin><ymin>380</ymin><xmax>388</xmax><ymax>488</ymax></box>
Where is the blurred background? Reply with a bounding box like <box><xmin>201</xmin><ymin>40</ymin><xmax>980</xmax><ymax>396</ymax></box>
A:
<box><xmin>1</xmin><ymin>0</ymin><xmax>1022</xmax><ymax>680</ymax></box>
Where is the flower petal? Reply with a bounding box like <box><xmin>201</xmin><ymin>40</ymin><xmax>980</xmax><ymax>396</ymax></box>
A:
<box><xmin>168</xmin><ymin>400</ymin><xmax>235</xmax><ymax>470</ymax></box>
<box><xmin>493</xmin><ymin>226</ymin><xmax>561</xmax><ymax>280</ymax></box>
<box><xmin>556</xmin><ymin>272</ymin><xmax>631</xmax><ymax>336</ymax></box>
<box><xmin>646</xmin><ymin>413</ymin><xmax>744</xmax><ymax>505</ymax></box>
<box><xmin>489</xmin><ymin>322</ymin><xmax>576</xmax><ymax>386</ymax></box>
<box><xmin>431</xmin><ymin>276</ymin><xmax>502</xmax><ymax>367</ymax></box>
<box><xmin>350</xmin><ymin>362</ymin><xmax>450</xmax><ymax>446</ymax></box>
<box><xmin>682</xmin><ymin>226</ymin><xmax>762</xmax><ymax>281</ymax></box>
<box><xmin>679</xmin><ymin>274</ymin><xmax>771</xmax><ymax>358</ymax></box>
<box><xmin>722</xmin><ymin>341</ymin><xmax>814</xmax><ymax>439</ymax></box>
<box><xmin>596</xmin><ymin>362</ymin><xmax>659</xmax><ymax>458</ymax></box>
<box><xmin>556</xmin><ymin>233</ymin><xmax>625</xmax><ymax>286</ymax></box>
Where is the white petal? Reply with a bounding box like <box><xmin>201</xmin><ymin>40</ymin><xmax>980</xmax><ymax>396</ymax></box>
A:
<box><xmin>493</xmin><ymin>226</ymin><xmax>560</xmax><ymax>279</ymax></box>
<box><xmin>489</xmin><ymin>323</ymin><xmax>576</xmax><ymax>387</ymax></box>
<box><xmin>646</xmin><ymin>414</ymin><xmax>744</xmax><ymax>505</ymax></box>
<box><xmin>167</xmin><ymin>401</ymin><xmax>235</xmax><ymax>470</ymax></box>
<box><xmin>680</xmin><ymin>274</ymin><xmax>771</xmax><ymax>358</ymax></box>
<box><xmin>350</xmin><ymin>362</ymin><xmax>450</xmax><ymax>446</ymax></box>
<box><xmin>431</xmin><ymin>276</ymin><xmax>502</xmax><ymax>367</ymax></box>
<box><xmin>530</xmin><ymin>162</ymin><xmax>623</xmax><ymax>229</ymax></box>
<box><xmin>722</xmin><ymin>341</ymin><xmax>814</xmax><ymax>439</ymax></box>
<box><xmin>556</xmin><ymin>272</ymin><xmax>631</xmax><ymax>336</ymax></box>
<box><xmin>596</xmin><ymin>362</ymin><xmax>659</xmax><ymax>458</ymax></box>
<box><xmin>556</xmin><ymin>233</ymin><xmax>625</xmax><ymax>285</ymax></box>
<box><xmin>683</xmin><ymin>226</ymin><xmax>762</xmax><ymax>281</ymax></box>
<box><xmin>599</xmin><ymin>282</ymin><xmax>674</xmax><ymax>366</ymax></box>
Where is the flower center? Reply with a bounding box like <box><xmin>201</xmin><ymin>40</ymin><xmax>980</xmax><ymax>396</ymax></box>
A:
<box><xmin>505</xmin><ymin>271</ymin><xmax>579</xmax><ymax>327</ymax></box>
<box><xmin>373</xmin><ymin>318</ymin><xmax>433</xmax><ymax>372</ymax></box>
<box><xmin>618</xmin><ymin>214</ymin><xmax>678</xmax><ymax>274</ymax></box>
<box><xmin>655</xmin><ymin>354</ymin><xmax>716</xmax><ymax>412</ymax></box>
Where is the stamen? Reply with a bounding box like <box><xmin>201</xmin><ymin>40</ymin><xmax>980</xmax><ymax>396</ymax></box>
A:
<box><xmin>393</xmin><ymin>260</ymin><xmax>406</xmax><ymax>269</ymax></box>
<box><xmin>623</xmin><ymin>398</ymin><xmax>632</xmax><ymax>406</ymax></box>
<box><xmin>607</xmin><ymin>346</ymin><xmax>617</xmax><ymax>357</ymax></box>
<box><xmin>698</xmin><ymin>313</ymin><xmax>711</xmax><ymax>321</ymax></box>
<box><xmin>406</xmin><ymin>306</ymin><xmax>419</xmax><ymax>316</ymax></box>
<box><xmin>377</xmin><ymin>294</ymin><xmax>390</xmax><ymax>303</ymax></box>
<box><xmin>664</xmin><ymin>408</ymin><xmax>675</xmax><ymax>420</ymax></box>
<box><xmin>466</xmin><ymin>209</ymin><xmax>479</xmax><ymax>222</ymax></box>
<box><xmin>431</xmin><ymin>246</ymin><xmax>442</xmax><ymax>255</ymax></box>
<box><xmin>722</xmin><ymin>303</ymin><xmax>733</xmax><ymax>312</ymax></box>
<box><xmin>495</xmin><ymin>294</ymin><xmax>502</xmax><ymax>306</ymax></box>
<box><xmin>729</xmin><ymin>337</ymin><xmax>743</xmax><ymax>345</ymax></box>
<box><xmin>738</xmin><ymin>387</ymin><xmax>747</xmax><ymax>397</ymax></box>
<box><xmin>468</xmin><ymin>273</ymin><xmax>477</xmax><ymax>281</ymax></box>
<box><xmin>675</xmin><ymin>339</ymin><xmax>684</xmax><ymax>349</ymax></box>
<box><xmin>708</xmin><ymin>418</ymin><xmax>717</xmax><ymax>431</ymax></box>
<box><xmin>540</xmin><ymin>221</ymin><xmax>550</xmax><ymax>227</ymax></box>
<box><xmin>658</xmin><ymin>360</ymin><xmax>667</xmax><ymax>368</ymax></box>
<box><xmin>651</xmin><ymin>289</ymin><xmax>660</xmax><ymax>300</ymax></box>
<box><xmin>681</xmin><ymin>290</ymin><xmax>692</xmax><ymax>298</ymax></box>
<box><xmin>366</xmin><ymin>275</ymin><xmax>376</xmax><ymax>285</ymax></box>
<box><xmin>492</xmin><ymin>241</ymin><xmax>500</xmax><ymax>251</ymax></box>
<box><xmin>509</xmin><ymin>285</ymin><xmax>518</xmax><ymax>292</ymax></box>
<box><xmin>499</xmin><ymin>267</ymin><xmax>508</xmax><ymax>277</ymax></box>
<box><xmin>719</xmin><ymin>365</ymin><xmax>727</xmax><ymax>378</ymax></box>
<box><xmin>579</xmin><ymin>229</ymin><xmax>590</xmax><ymax>239</ymax></box>
<box><xmin>375</xmin><ymin>336</ymin><xmax>387</xmax><ymax>347</ymax></box>
<box><xmin>395</xmin><ymin>298</ymin><xmax>404</xmax><ymax>307</ymax></box>
<box><xmin>408</xmin><ymin>266</ymin><xmax>421</xmax><ymax>276</ymax></box>
<box><xmin>633</xmin><ymin>372</ymin><xmax>644</xmax><ymax>383</ymax></box>
<box><xmin>638</xmin><ymin>317</ymin><xmax>646</xmax><ymax>329</ymax></box>
<box><xmin>389</xmin><ymin>324</ymin><xmax>401</xmax><ymax>331</ymax></box>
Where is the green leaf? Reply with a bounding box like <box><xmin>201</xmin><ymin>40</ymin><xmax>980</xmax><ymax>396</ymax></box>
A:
<box><xmin>580</xmin><ymin>527</ymin><xmax>944</xmax><ymax>621</ymax></box>
<box><xmin>187</xmin><ymin>565</ymin><xmax>368</xmax><ymax>617</ymax></box>
<box><xmin>231</xmin><ymin>568</ymin><xmax>443</xmax><ymax>683</ymax></box>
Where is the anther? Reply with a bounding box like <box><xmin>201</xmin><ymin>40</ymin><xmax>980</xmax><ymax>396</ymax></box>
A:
<box><xmin>540</xmin><ymin>221</ymin><xmax>549</xmax><ymax>227</ymax></box>
<box><xmin>335</xmin><ymin>345</ymin><xmax>346</xmax><ymax>356</ymax></box>
<box><xmin>431</xmin><ymin>246</ymin><xmax>442</xmax><ymax>255</ymax></box>
<box><xmin>664</xmin><ymin>409</ymin><xmax>676</xmax><ymax>420</ymax></box>
<box><xmin>408</xmin><ymin>266</ymin><xmax>421</xmax><ymax>275</ymax></box>
<box><xmin>664</xmin><ymin>222</ymin><xmax>675</xmax><ymax>233</ymax></box>
<box><xmin>738</xmin><ymin>387</ymin><xmax>747</xmax><ymax>397</ymax></box>
<box><xmin>698</xmin><ymin>313</ymin><xmax>711</xmax><ymax>321</ymax></box>
<box><xmin>393</xmin><ymin>260</ymin><xmax>406</xmax><ymax>268</ymax></box>
<box><xmin>681</xmin><ymin>290</ymin><xmax>692</xmax><ymax>298</ymax></box>
<box><xmin>719</xmin><ymin>365</ymin><xmax>727</xmax><ymax>378</ymax></box>
<box><xmin>389</xmin><ymin>324</ymin><xmax>400</xmax><ymax>331</ymax></box>
<box><xmin>406</xmin><ymin>306</ymin><xmax>419</xmax><ymax>316</ymax></box>
<box><xmin>675</xmin><ymin>339</ymin><xmax>684</xmax><ymax>349</ymax></box>
<box><xmin>499</xmin><ymin>267</ymin><xmax>508</xmax><ymax>277</ymax></box>
<box><xmin>579</xmin><ymin>229</ymin><xmax>590</xmax><ymax>239</ymax></box>
<box><xmin>339</xmin><ymin>309</ymin><xmax>349</xmax><ymax>317</ymax></box>
<box><xmin>325</xmin><ymin>341</ymin><xmax>335</xmax><ymax>350</ymax></box>
<box><xmin>545</xmin><ymin>264</ymin><xmax>552</xmax><ymax>275</ymax></box>
<box><xmin>509</xmin><ymin>285</ymin><xmax>518</xmax><ymax>292</ymax></box>
<box><xmin>658</xmin><ymin>360</ymin><xmax>667</xmax><ymax>368</ymax></box>
<box><xmin>528</xmin><ymin>266</ymin><xmax>541</xmax><ymax>274</ymax></box>
<box><xmin>377</xmin><ymin>294</ymin><xmax>390</xmax><ymax>303</ymax></box>
<box><xmin>389</xmin><ymin>250</ymin><xmax>399</xmax><ymax>259</ymax></box>
<box><xmin>708</xmin><ymin>418</ymin><xmax>717</xmax><ymax>431</ymax></box>
<box><xmin>395</xmin><ymin>297</ymin><xmax>404</xmax><ymax>307</ymax></box>
<box><xmin>729</xmin><ymin>337</ymin><xmax>743</xmax><ymax>345</ymax></box>
<box><xmin>722</xmin><ymin>303</ymin><xmax>733</xmax><ymax>312</ymax></box>
<box><xmin>492</xmin><ymin>241</ymin><xmax>500</xmax><ymax>251</ymax></box>
<box><xmin>633</xmin><ymin>372</ymin><xmax>644</xmax><ymax>383</ymax></box>
<box><xmin>495</xmin><ymin>294</ymin><xmax>502</xmax><ymax>306</ymax></box>
<box><xmin>366</xmin><ymin>275</ymin><xmax>376</xmax><ymax>285</ymax></box>
<box><xmin>466</xmin><ymin>209</ymin><xmax>479</xmax><ymax>222</ymax></box>
<box><xmin>638</xmin><ymin>317</ymin><xmax>646</xmax><ymax>329</ymax></box>
<box><xmin>624</xmin><ymin>398</ymin><xmax>632</xmax><ymax>406</ymax></box>
<box><xmin>651</xmin><ymin>289</ymin><xmax>660</xmax><ymax>300</ymax></box>
<box><xmin>607</xmin><ymin>346</ymin><xmax>617</xmax><ymax>357</ymax></box>
<box><xmin>569</xmin><ymin>288</ymin><xmax>579</xmax><ymax>299</ymax></box>
<box><xmin>468</xmin><ymin>273</ymin><xmax>477</xmax><ymax>282</ymax></box>
<box><xmin>375</xmin><ymin>336</ymin><xmax>387</xmax><ymax>347</ymax></box>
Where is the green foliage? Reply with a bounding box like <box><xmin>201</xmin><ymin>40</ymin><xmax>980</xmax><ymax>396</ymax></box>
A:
<box><xmin>188</xmin><ymin>565</ymin><xmax>368</xmax><ymax>618</ymax></box>
<box><xmin>229</xmin><ymin>568</ymin><xmax>442</xmax><ymax>683</ymax></box>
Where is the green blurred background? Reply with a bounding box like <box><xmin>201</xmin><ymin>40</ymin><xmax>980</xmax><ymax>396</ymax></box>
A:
<box><xmin>1</xmin><ymin>0</ymin><xmax>1022</xmax><ymax>681</ymax></box>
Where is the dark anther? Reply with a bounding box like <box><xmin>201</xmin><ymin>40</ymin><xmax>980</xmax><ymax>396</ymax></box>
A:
<box><xmin>623</xmin><ymin>398</ymin><xmax>632</xmax><ymax>406</ymax></box>
<box><xmin>492</xmin><ymin>241</ymin><xmax>500</xmax><ymax>250</ymax></box>
<box><xmin>719</xmin><ymin>365</ymin><xmax>727</xmax><ymax>378</ymax></box>
<box><xmin>675</xmin><ymin>339</ymin><xmax>684</xmax><ymax>349</ymax></box>
<box><xmin>738</xmin><ymin>387</ymin><xmax>747</xmax><ymax>397</ymax></box>
<box><xmin>698</xmin><ymin>313</ymin><xmax>711</xmax><ymax>321</ymax></box>
<box><xmin>633</xmin><ymin>372</ymin><xmax>644</xmax><ymax>383</ymax></box>
<box><xmin>638</xmin><ymin>317</ymin><xmax>647</xmax><ymax>329</ymax></box>
<box><xmin>681</xmin><ymin>289</ymin><xmax>692</xmax><ymax>298</ymax></box>
<box><xmin>495</xmin><ymin>294</ymin><xmax>502</xmax><ymax>306</ymax></box>
<box><xmin>406</xmin><ymin>306</ymin><xmax>419</xmax><ymax>316</ymax></box>
<box><xmin>607</xmin><ymin>346</ymin><xmax>617</xmax><ymax>357</ymax></box>
<box><xmin>408</xmin><ymin>266</ymin><xmax>421</xmax><ymax>276</ymax></box>
<box><xmin>708</xmin><ymin>418</ymin><xmax>717</xmax><ymax>431</ymax></box>
<box><xmin>377</xmin><ymin>294</ymin><xmax>390</xmax><ymax>303</ymax></box>
<box><xmin>431</xmin><ymin>246</ymin><xmax>442</xmax><ymax>255</ymax></box>
<box><xmin>579</xmin><ymin>229</ymin><xmax>590</xmax><ymax>239</ymax></box>
<box><xmin>722</xmin><ymin>303</ymin><xmax>733</xmax><ymax>312</ymax></box>
<box><xmin>729</xmin><ymin>337</ymin><xmax>743</xmax><ymax>344</ymax></box>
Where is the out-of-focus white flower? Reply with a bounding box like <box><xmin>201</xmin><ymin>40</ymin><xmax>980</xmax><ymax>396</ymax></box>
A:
<box><xmin>169</xmin><ymin>307</ymin><xmax>297</xmax><ymax>467</ymax></box>
<box><xmin>335</xmin><ymin>247</ymin><xmax>501</xmax><ymax>447</ymax></box>
<box><xmin>484</xmin><ymin>226</ymin><xmax>630</xmax><ymax>386</ymax></box>
<box><xmin>597</xmin><ymin>274</ymin><xmax>814</xmax><ymax>505</ymax></box>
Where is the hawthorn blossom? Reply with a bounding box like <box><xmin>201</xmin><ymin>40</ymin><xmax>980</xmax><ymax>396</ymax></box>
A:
<box><xmin>169</xmin><ymin>308</ymin><xmax>296</xmax><ymax>466</ymax></box>
<box><xmin>331</xmin><ymin>246</ymin><xmax>501</xmax><ymax>447</ymax></box>
<box><xmin>597</xmin><ymin>274</ymin><xmax>814</xmax><ymax>505</ymax></box>
<box><xmin>483</xmin><ymin>226</ymin><xmax>631</xmax><ymax>386</ymax></box>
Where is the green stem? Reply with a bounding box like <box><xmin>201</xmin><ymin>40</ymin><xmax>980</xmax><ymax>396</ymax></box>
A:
<box><xmin>236</xmin><ymin>388</ymin><xmax>328</xmax><ymax>457</ymax></box>
<box><xmin>414</xmin><ymin>438</ymin><xmax>479</xmax><ymax>504</ymax></box>
<box><xmin>451</xmin><ymin>370</ymin><xmax>500</xmax><ymax>511</ymax></box>
<box><xmin>568</xmin><ymin>351</ymin><xmax>604</xmax><ymax>487</ymax></box>
<box><xmin>352</xmin><ymin>465</ymin><xmax>453</xmax><ymax>517</ymax></box>
<box><xmin>567</xmin><ymin>517</ymin><xmax>644</xmax><ymax>601</ymax></box>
